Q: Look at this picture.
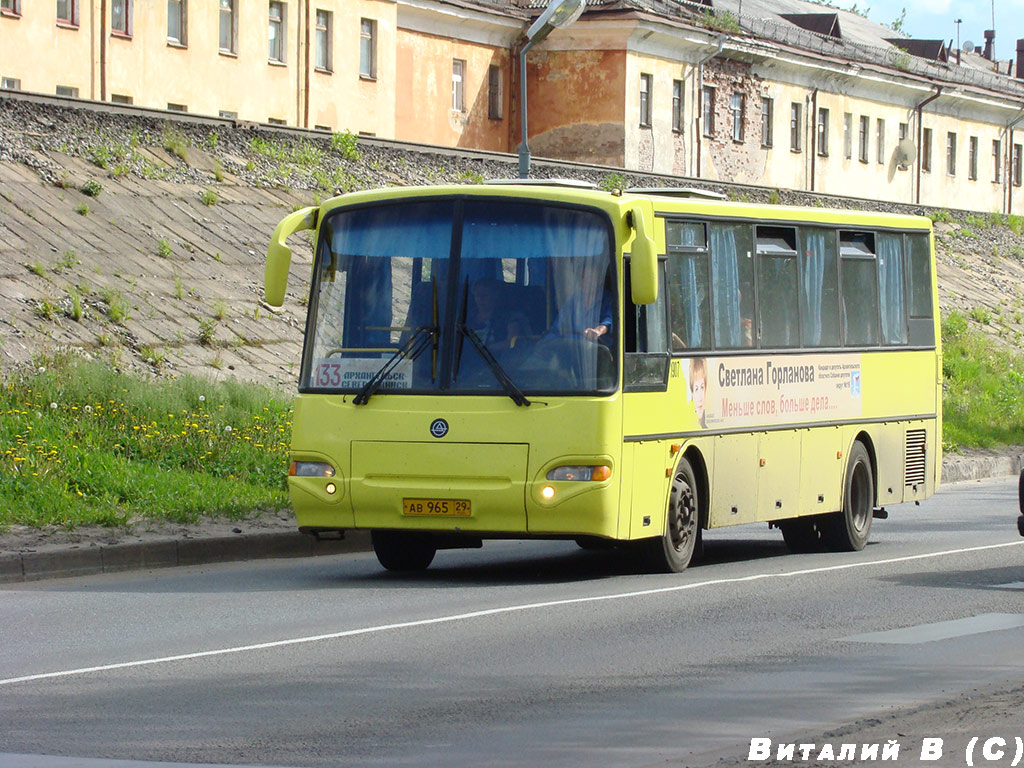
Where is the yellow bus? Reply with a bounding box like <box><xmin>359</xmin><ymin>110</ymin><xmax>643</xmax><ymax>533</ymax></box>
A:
<box><xmin>265</xmin><ymin>182</ymin><xmax>940</xmax><ymax>572</ymax></box>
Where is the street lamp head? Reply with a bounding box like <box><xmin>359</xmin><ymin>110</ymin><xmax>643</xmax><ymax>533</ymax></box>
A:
<box><xmin>527</xmin><ymin>0</ymin><xmax>586</xmax><ymax>42</ymax></box>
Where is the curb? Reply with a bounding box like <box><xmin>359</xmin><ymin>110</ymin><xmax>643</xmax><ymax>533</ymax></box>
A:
<box><xmin>3</xmin><ymin>452</ymin><xmax>1022</xmax><ymax>585</ymax></box>
<box><xmin>0</xmin><ymin>530</ymin><xmax>370</xmax><ymax>584</ymax></box>
<box><xmin>940</xmin><ymin>452</ymin><xmax>1024</xmax><ymax>484</ymax></box>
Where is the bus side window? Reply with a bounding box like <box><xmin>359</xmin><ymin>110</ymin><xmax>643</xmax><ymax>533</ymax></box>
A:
<box><xmin>798</xmin><ymin>227</ymin><xmax>840</xmax><ymax>347</ymax></box>
<box><xmin>755</xmin><ymin>226</ymin><xmax>799</xmax><ymax>348</ymax></box>
<box><xmin>839</xmin><ymin>231</ymin><xmax>880</xmax><ymax>347</ymax></box>
<box><xmin>709</xmin><ymin>222</ymin><xmax>755</xmax><ymax>349</ymax></box>
<box><xmin>907</xmin><ymin>233</ymin><xmax>935</xmax><ymax>346</ymax></box>
<box><xmin>624</xmin><ymin>260</ymin><xmax>670</xmax><ymax>391</ymax></box>
<box><xmin>666</xmin><ymin>221</ymin><xmax>711</xmax><ymax>352</ymax></box>
<box><xmin>877</xmin><ymin>233</ymin><xmax>908</xmax><ymax>345</ymax></box>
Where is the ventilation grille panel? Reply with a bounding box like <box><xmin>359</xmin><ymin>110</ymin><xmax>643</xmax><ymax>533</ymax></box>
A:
<box><xmin>905</xmin><ymin>429</ymin><xmax>927</xmax><ymax>487</ymax></box>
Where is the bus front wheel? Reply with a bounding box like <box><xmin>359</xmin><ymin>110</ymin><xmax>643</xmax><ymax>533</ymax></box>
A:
<box><xmin>827</xmin><ymin>442</ymin><xmax>873</xmax><ymax>551</ymax></box>
<box><xmin>644</xmin><ymin>457</ymin><xmax>699</xmax><ymax>573</ymax></box>
<box><xmin>371</xmin><ymin>530</ymin><xmax>437</xmax><ymax>572</ymax></box>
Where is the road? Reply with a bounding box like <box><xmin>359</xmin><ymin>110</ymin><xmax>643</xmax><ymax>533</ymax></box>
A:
<box><xmin>1</xmin><ymin>477</ymin><xmax>1023</xmax><ymax>768</ymax></box>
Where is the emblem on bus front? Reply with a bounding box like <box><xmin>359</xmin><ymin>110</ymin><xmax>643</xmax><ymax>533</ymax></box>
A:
<box><xmin>429</xmin><ymin>418</ymin><xmax>449</xmax><ymax>438</ymax></box>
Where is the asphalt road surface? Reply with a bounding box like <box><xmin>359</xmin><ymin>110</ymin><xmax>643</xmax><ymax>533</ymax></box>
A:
<box><xmin>2</xmin><ymin>477</ymin><xmax>1023</xmax><ymax>768</ymax></box>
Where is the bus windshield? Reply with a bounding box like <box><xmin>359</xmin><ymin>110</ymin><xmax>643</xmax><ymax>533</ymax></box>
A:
<box><xmin>304</xmin><ymin>198</ymin><xmax>617</xmax><ymax>397</ymax></box>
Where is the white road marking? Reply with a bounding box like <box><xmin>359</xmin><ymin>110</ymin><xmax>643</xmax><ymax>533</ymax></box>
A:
<box><xmin>841</xmin><ymin>612</ymin><xmax>1024</xmax><ymax>644</ymax></box>
<box><xmin>993</xmin><ymin>581</ymin><xmax>1024</xmax><ymax>590</ymax></box>
<box><xmin>2</xmin><ymin>540</ymin><xmax>1022</xmax><ymax>687</ymax></box>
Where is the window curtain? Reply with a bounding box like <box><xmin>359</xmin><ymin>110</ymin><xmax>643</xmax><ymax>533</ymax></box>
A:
<box><xmin>877</xmin><ymin>234</ymin><xmax>906</xmax><ymax>344</ymax></box>
<box><xmin>711</xmin><ymin>225</ymin><xmax>741</xmax><ymax>347</ymax></box>
<box><xmin>801</xmin><ymin>229</ymin><xmax>826</xmax><ymax>345</ymax></box>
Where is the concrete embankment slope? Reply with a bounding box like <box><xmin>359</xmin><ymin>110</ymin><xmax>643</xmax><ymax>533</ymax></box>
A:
<box><xmin>5</xmin><ymin>93</ymin><xmax>1024</xmax><ymax>388</ymax></box>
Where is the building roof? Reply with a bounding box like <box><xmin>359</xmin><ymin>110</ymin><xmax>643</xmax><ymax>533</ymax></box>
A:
<box><xmin>489</xmin><ymin>0</ymin><xmax>1024</xmax><ymax>100</ymax></box>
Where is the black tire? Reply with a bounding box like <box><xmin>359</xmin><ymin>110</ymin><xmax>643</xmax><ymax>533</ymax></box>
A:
<box><xmin>778</xmin><ymin>516</ymin><xmax>826</xmax><ymax>553</ymax></box>
<box><xmin>1018</xmin><ymin>468</ymin><xmax>1023</xmax><ymax>515</ymax></box>
<box><xmin>825</xmin><ymin>441</ymin><xmax>873</xmax><ymax>551</ymax></box>
<box><xmin>371</xmin><ymin>530</ymin><xmax>437</xmax><ymax>572</ymax></box>
<box><xmin>643</xmin><ymin>457</ymin><xmax>700</xmax><ymax>573</ymax></box>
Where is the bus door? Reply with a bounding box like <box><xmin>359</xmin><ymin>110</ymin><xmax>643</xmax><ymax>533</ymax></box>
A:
<box><xmin>622</xmin><ymin>258</ymin><xmax>675</xmax><ymax>539</ymax></box>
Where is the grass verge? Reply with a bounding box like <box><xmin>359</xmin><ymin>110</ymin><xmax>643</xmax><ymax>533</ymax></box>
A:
<box><xmin>942</xmin><ymin>310</ymin><xmax>1024</xmax><ymax>450</ymax></box>
<box><xmin>1</xmin><ymin>353</ymin><xmax>290</xmax><ymax>529</ymax></box>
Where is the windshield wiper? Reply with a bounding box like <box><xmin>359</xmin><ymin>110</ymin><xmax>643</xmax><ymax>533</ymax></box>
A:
<box><xmin>458</xmin><ymin>324</ymin><xmax>531</xmax><ymax>407</ymax></box>
<box><xmin>353</xmin><ymin>325</ymin><xmax>437</xmax><ymax>406</ymax></box>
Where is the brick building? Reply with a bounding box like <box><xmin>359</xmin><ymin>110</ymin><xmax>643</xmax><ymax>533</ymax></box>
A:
<box><xmin>3</xmin><ymin>0</ymin><xmax>1024</xmax><ymax>213</ymax></box>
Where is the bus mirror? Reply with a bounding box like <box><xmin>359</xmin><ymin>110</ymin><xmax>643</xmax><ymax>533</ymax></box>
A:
<box><xmin>629</xmin><ymin>205</ymin><xmax>658</xmax><ymax>305</ymax></box>
<box><xmin>265</xmin><ymin>206</ymin><xmax>318</xmax><ymax>306</ymax></box>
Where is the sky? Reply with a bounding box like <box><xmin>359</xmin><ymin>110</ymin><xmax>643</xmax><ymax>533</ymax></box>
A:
<box><xmin>832</xmin><ymin>0</ymin><xmax>1024</xmax><ymax>61</ymax></box>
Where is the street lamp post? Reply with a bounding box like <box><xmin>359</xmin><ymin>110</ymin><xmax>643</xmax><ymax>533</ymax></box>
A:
<box><xmin>518</xmin><ymin>0</ymin><xmax>586</xmax><ymax>179</ymax></box>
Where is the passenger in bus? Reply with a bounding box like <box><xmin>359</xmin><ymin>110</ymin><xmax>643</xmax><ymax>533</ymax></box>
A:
<box><xmin>545</xmin><ymin>269</ymin><xmax>614</xmax><ymax>342</ymax></box>
<box><xmin>468</xmin><ymin>279</ymin><xmax>528</xmax><ymax>348</ymax></box>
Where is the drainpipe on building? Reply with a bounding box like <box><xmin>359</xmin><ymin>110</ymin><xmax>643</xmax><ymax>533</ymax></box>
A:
<box><xmin>99</xmin><ymin>0</ymin><xmax>107</xmax><ymax>101</ymax></box>
<box><xmin>809</xmin><ymin>88</ymin><xmax>818</xmax><ymax>192</ymax></box>
<box><xmin>695</xmin><ymin>34</ymin><xmax>726</xmax><ymax>178</ymax></box>
<box><xmin>303</xmin><ymin>0</ymin><xmax>311</xmax><ymax>129</ymax></box>
<box><xmin>1005</xmin><ymin>110</ymin><xmax>1024</xmax><ymax>214</ymax></box>
<box><xmin>914</xmin><ymin>85</ymin><xmax>941</xmax><ymax>205</ymax></box>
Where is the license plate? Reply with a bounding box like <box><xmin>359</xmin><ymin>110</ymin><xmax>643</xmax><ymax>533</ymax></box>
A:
<box><xmin>402</xmin><ymin>498</ymin><xmax>471</xmax><ymax>517</ymax></box>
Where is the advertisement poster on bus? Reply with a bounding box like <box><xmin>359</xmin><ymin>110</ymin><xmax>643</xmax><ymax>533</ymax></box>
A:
<box><xmin>687</xmin><ymin>354</ymin><xmax>863</xmax><ymax>430</ymax></box>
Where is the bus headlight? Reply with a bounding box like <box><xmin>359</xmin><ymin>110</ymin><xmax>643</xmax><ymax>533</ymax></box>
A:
<box><xmin>289</xmin><ymin>461</ymin><xmax>336</xmax><ymax>477</ymax></box>
<box><xmin>546</xmin><ymin>465</ymin><xmax>612</xmax><ymax>482</ymax></box>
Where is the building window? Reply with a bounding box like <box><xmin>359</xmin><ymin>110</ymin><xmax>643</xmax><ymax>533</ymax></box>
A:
<box><xmin>219</xmin><ymin>110</ymin><xmax>238</xmax><ymax>119</ymax></box>
<box><xmin>730</xmin><ymin>93</ymin><xmax>744</xmax><ymax>142</ymax></box>
<box><xmin>1</xmin><ymin>0</ymin><xmax>22</xmax><ymax>16</ymax></box>
<box><xmin>672</xmin><ymin>80</ymin><xmax>684</xmax><ymax>134</ymax></box>
<box><xmin>993</xmin><ymin>139</ymin><xmax>1002</xmax><ymax>182</ymax></box>
<box><xmin>760</xmin><ymin>97</ymin><xmax>773</xmax><ymax>148</ymax></box>
<box><xmin>359</xmin><ymin>19</ymin><xmax>377</xmax><ymax>79</ymax></box>
<box><xmin>922</xmin><ymin>128</ymin><xmax>932</xmax><ymax>172</ymax></box>
<box><xmin>111</xmin><ymin>0</ymin><xmax>131</xmax><ymax>35</ymax></box>
<box><xmin>858</xmin><ymin>116</ymin><xmax>869</xmax><ymax>163</ymax></box>
<box><xmin>452</xmin><ymin>59</ymin><xmax>465</xmax><ymax>112</ymax></box>
<box><xmin>639</xmin><ymin>73</ymin><xmax>652</xmax><ymax>127</ymax></box>
<box><xmin>269</xmin><ymin>1</ymin><xmax>286</xmax><ymax>62</ymax></box>
<box><xmin>789</xmin><ymin>102</ymin><xmax>802</xmax><ymax>151</ymax></box>
<box><xmin>946</xmin><ymin>132</ymin><xmax>956</xmax><ymax>176</ymax></box>
<box><xmin>968</xmin><ymin>136</ymin><xmax>978</xmax><ymax>180</ymax></box>
<box><xmin>1014</xmin><ymin>144</ymin><xmax>1022</xmax><ymax>187</ymax></box>
<box><xmin>57</xmin><ymin>0</ymin><xmax>78</xmax><ymax>25</ymax></box>
<box><xmin>167</xmin><ymin>0</ymin><xmax>185</xmax><ymax>44</ymax></box>
<box><xmin>56</xmin><ymin>85</ymin><xmax>79</xmax><ymax>97</ymax></box>
<box><xmin>110</xmin><ymin>93</ymin><xmax>132</xmax><ymax>104</ymax></box>
<box><xmin>702</xmin><ymin>86</ymin><xmax>715</xmax><ymax>137</ymax></box>
<box><xmin>488</xmin><ymin>64</ymin><xmax>502</xmax><ymax>120</ymax></box>
<box><xmin>167</xmin><ymin>102</ymin><xmax>187</xmax><ymax>112</ymax></box>
<box><xmin>314</xmin><ymin>9</ymin><xmax>331</xmax><ymax>71</ymax></box>
<box><xmin>843</xmin><ymin>113</ymin><xmax>852</xmax><ymax>159</ymax></box>
<box><xmin>268</xmin><ymin>117</ymin><xmax>287</xmax><ymax>125</ymax></box>
<box><xmin>817</xmin><ymin>107</ymin><xmax>829</xmax><ymax>156</ymax></box>
<box><xmin>876</xmin><ymin>119</ymin><xmax>885</xmax><ymax>164</ymax></box>
<box><xmin>1</xmin><ymin>77</ymin><xmax>21</xmax><ymax>90</ymax></box>
<box><xmin>219</xmin><ymin>0</ymin><xmax>236</xmax><ymax>53</ymax></box>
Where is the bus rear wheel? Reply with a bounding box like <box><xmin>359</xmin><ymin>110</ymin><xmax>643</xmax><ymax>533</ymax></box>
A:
<box><xmin>644</xmin><ymin>457</ymin><xmax>699</xmax><ymax>573</ymax></box>
<box><xmin>826</xmin><ymin>441</ymin><xmax>873</xmax><ymax>551</ymax></box>
<box><xmin>371</xmin><ymin>530</ymin><xmax>437</xmax><ymax>572</ymax></box>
